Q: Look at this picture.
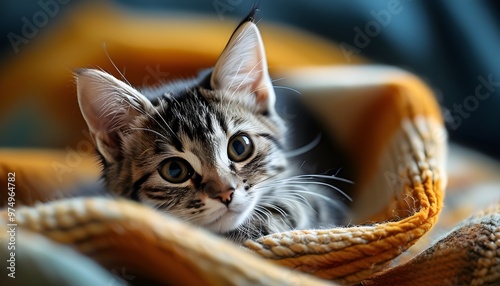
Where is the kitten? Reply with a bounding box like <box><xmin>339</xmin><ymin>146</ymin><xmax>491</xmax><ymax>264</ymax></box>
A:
<box><xmin>75</xmin><ymin>10</ymin><xmax>348</xmax><ymax>243</ymax></box>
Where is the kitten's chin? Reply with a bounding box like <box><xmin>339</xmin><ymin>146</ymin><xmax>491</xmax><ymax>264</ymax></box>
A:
<box><xmin>205</xmin><ymin>200</ymin><xmax>256</xmax><ymax>233</ymax></box>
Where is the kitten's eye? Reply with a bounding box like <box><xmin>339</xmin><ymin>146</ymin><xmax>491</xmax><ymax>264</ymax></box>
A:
<box><xmin>228</xmin><ymin>133</ymin><xmax>254</xmax><ymax>162</ymax></box>
<box><xmin>158</xmin><ymin>158</ymin><xmax>193</xmax><ymax>184</ymax></box>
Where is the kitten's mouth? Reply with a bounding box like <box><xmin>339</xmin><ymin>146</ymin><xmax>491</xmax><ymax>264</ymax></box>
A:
<box><xmin>205</xmin><ymin>201</ymin><xmax>255</xmax><ymax>233</ymax></box>
<box><xmin>206</xmin><ymin>210</ymin><xmax>243</xmax><ymax>233</ymax></box>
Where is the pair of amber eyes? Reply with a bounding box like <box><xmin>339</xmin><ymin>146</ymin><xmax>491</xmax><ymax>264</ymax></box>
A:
<box><xmin>158</xmin><ymin>133</ymin><xmax>254</xmax><ymax>184</ymax></box>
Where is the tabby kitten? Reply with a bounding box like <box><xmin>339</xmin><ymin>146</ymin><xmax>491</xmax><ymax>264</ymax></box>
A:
<box><xmin>76</xmin><ymin>11</ymin><xmax>345</xmax><ymax>243</ymax></box>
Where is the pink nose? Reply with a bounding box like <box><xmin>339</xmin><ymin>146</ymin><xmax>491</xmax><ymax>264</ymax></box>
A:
<box><xmin>216</xmin><ymin>190</ymin><xmax>234</xmax><ymax>207</ymax></box>
<box><xmin>204</xmin><ymin>181</ymin><xmax>235</xmax><ymax>207</ymax></box>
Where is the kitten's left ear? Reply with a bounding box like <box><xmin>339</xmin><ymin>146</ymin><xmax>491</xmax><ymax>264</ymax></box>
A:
<box><xmin>211</xmin><ymin>19</ymin><xmax>275</xmax><ymax>114</ymax></box>
<box><xmin>75</xmin><ymin>69</ymin><xmax>154</xmax><ymax>164</ymax></box>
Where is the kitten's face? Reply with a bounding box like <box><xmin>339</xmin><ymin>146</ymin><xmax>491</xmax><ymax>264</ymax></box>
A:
<box><xmin>76</xmin><ymin>18</ymin><xmax>287</xmax><ymax>233</ymax></box>
<box><xmin>120</xmin><ymin>86</ymin><xmax>286</xmax><ymax>233</ymax></box>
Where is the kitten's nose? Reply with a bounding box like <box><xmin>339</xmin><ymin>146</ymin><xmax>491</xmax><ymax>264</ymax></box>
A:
<box><xmin>217</xmin><ymin>190</ymin><xmax>234</xmax><ymax>207</ymax></box>
<box><xmin>205</xmin><ymin>181</ymin><xmax>234</xmax><ymax>207</ymax></box>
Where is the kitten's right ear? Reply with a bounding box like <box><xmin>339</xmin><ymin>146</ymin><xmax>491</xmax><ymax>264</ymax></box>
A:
<box><xmin>75</xmin><ymin>69</ymin><xmax>153</xmax><ymax>164</ymax></box>
<box><xmin>210</xmin><ymin>14</ymin><xmax>276</xmax><ymax>115</ymax></box>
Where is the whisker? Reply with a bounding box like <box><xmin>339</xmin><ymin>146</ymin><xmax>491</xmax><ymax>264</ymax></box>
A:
<box><xmin>102</xmin><ymin>42</ymin><xmax>132</xmax><ymax>86</ymax></box>
<box><xmin>272</xmin><ymin>85</ymin><xmax>301</xmax><ymax>95</ymax></box>
<box><xmin>281</xmin><ymin>180</ymin><xmax>352</xmax><ymax>202</ymax></box>
<box><xmin>253</xmin><ymin>207</ymin><xmax>271</xmax><ymax>223</ymax></box>
<box><xmin>128</xmin><ymin>127</ymin><xmax>170</xmax><ymax>141</ymax></box>
<box><xmin>259</xmin><ymin>191</ymin><xmax>308</xmax><ymax>206</ymax></box>
<box><xmin>284</xmin><ymin>133</ymin><xmax>322</xmax><ymax>158</ymax></box>
<box><xmin>294</xmin><ymin>174</ymin><xmax>354</xmax><ymax>185</ymax></box>
<box><xmin>257</xmin><ymin>202</ymin><xmax>288</xmax><ymax>218</ymax></box>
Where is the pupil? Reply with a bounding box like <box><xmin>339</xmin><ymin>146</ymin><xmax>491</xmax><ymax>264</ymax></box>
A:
<box><xmin>169</xmin><ymin>162</ymin><xmax>182</xmax><ymax>178</ymax></box>
<box><xmin>233</xmin><ymin>139</ymin><xmax>246</xmax><ymax>155</ymax></box>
